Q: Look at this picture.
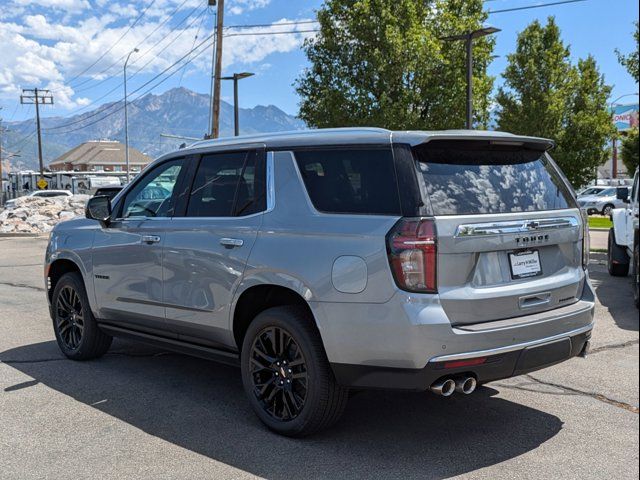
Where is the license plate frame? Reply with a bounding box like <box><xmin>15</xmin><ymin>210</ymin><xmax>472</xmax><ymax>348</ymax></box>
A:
<box><xmin>508</xmin><ymin>249</ymin><xmax>542</xmax><ymax>280</ymax></box>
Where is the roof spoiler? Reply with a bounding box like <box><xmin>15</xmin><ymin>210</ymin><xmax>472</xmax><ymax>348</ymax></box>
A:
<box><xmin>412</xmin><ymin>133</ymin><xmax>555</xmax><ymax>151</ymax></box>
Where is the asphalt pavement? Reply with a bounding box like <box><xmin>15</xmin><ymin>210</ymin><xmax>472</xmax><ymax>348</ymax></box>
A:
<box><xmin>0</xmin><ymin>236</ymin><xmax>637</xmax><ymax>480</ymax></box>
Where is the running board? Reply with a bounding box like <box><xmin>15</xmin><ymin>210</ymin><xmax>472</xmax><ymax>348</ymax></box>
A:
<box><xmin>98</xmin><ymin>323</ymin><xmax>240</xmax><ymax>367</ymax></box>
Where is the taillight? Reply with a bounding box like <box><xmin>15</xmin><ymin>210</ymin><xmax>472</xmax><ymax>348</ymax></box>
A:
<box><xmin>581</xmin><ymin>209</ymin><xmax>589</xmax><ymax>269</ymax></box>
<box><xmin>386</xmin><ymin>217</ymin><xmax>437</xmax><ymax>293</ymax></box>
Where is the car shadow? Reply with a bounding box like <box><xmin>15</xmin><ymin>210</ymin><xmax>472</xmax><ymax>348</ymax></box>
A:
<box><xmin>2</xmin><ymin>340</ymin><xmax>563</xmax><ymax>480</ymax></box>
<box><xmin>589</xmin><ymin>254</ymin><xmax>638</xmax><ymax>332</ymax></box>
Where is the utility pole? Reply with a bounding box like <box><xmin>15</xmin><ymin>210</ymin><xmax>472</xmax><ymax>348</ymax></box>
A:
<box><xmin>210</xmin><ymin>0</ymin><xmax>224</xmax><ymax>138</ymax></box>
<box><xmin>20</xmin><ymin>88</ymin><xmax>53</xmax><ymax>188</ymax></box>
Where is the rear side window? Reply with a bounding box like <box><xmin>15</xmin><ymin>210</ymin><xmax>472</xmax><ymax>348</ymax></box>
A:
<box><xmin>412</xmin><ymin>141</ymin><xmax>575</xmax><ymax>215</ymax></box>
<box><xmin>186</xmin><ymin>150</ymin><xmax>265</xmax><ymax>217</ymax></box>
<box><xmin>294</xmin><ymin>147</ymin><xmax>401</xmax><ymax>215</ymax></box>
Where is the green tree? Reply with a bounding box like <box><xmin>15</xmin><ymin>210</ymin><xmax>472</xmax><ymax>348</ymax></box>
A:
<box><xmin>615</xmin><ymin>21</ymin><xmax>639</xmax><ymax>82</ymax></box>
<box><xmin>497</xmin><ymin>18</ymin><xmax>615</xmax><ymax>187</ymax></box>
<box><xmin>295</xmin><ymin>0</ymin><xmax>495</xmax><ymax>130</ymax></box>
<box><xmin>621</xmin><ymin>128</ymin><xmax>639</xmax><ymax>174</ymax></box>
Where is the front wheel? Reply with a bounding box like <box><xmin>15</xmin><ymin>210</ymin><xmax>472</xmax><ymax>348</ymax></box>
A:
<box><xmin>602</xmin><ymin>204</ymin><xmax>615</xmax><ymax>216</ymax></box>
<box><xmin>241</xmin><ymin>306</ymin><xmax>348</xmax><ymax>437</ymax></box>
<box><xmin>51</xmin><ymin>272</ymin><xmax>112</xmax><ymax>360</ymax></box>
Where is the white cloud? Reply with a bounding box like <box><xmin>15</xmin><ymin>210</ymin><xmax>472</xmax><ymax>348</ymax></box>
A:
<box><xmin>227</xmin><ymin>0</ymin><xmax>271</xmax><ymax>16</ymax></box>
<box><xmin>0</xmin><ymin>0</ymin><xmax>308</xmax><ymax>110</ymax></box>
<box><xmin>13</xmin><ymin>0</ymin><xmax>90</xmax><ymax>13</ymax></box>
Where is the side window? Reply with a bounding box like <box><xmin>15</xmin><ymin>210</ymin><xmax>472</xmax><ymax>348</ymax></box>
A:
<box><xmin>294</xmin><ymin>147</ymin><xmax>401</xmax><ymax>215</ymax></box>
<box><xmin>185</xmin><ymin>150</ymin><xmax>266</xmax><ymax>217</ymax></box>
<box><xmin>121</xmin><ymin>158</ymin><xmax>184</xmax><ymax>218</ymax></box>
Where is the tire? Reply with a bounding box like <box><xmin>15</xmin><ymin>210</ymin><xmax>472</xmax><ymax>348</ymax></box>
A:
<box><xmin>51</xmin><ymin>272</ymin><xmax>112</xmax><ymax>360</ymax></box>
<box><xmin>241</xmin><ymin>305</ymin><xmax>348</xmax><ymax>437</ymax></box>
<box><xmin>607</xmin><ymin>228</ymin><xmax>630</xmax><ymax>277</ymax></box>
<box><xmin>602</xmin><ymin>204</ymin><xmax>615</xmax><ymax>216</ymax></box>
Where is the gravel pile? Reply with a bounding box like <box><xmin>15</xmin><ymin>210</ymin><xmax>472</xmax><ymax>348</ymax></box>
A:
<box><xmin>0</xmin><ymin>195</ymin><xmax>90</xmax><ymax>234</ymax></box>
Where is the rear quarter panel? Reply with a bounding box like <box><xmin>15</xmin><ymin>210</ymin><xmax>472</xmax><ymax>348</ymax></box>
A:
<box><xmin>234</xmin><ymin>151</ymin><xmax>400</xmax><ymax>319</ymax></box>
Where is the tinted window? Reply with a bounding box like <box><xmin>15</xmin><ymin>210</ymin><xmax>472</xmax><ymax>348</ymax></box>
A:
<box><xmin>413</xmin><ymin>142</ymin><xmax>574</xmax><ymax>216</ymax></box>
<box><xmin>186</xmin><ymin>150</ymin><xmax>265</xmax><ymax>217</ymax></box>
<box><xmin>121</xmin><ymin>159</ymin><xmax>183</xmax><ymax>218</ymax></box>
<box><xmin>294</xmin><ymin>148</ymin><xmax>401</xmax><ymax>215</ymax></box>
<box><xmin>597</xmin><ymin>188</ymin><xmax>616</xmax><ymax>196</ymax></box>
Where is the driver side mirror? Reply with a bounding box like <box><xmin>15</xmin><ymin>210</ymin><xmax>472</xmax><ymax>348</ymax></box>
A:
<box><xmin>86</xmin><ymin>195</ymin><xmax>112</xmax><ymax>225</ymax></box>
<box><xmin>616</xmin><ymin>187</ymin><xmax>629</xmax><ymax>202</ymax></box>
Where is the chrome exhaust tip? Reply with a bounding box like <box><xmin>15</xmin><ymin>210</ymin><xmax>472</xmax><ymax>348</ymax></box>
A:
<box><xmin>430</xmin><ymin>378</ymin><xmax>456</xmax><ymax>397</ymax></box>
<box><xmin>455</xmin><ymin>376</ymin><xmax>477</xmax><ymax>395</ymax></box>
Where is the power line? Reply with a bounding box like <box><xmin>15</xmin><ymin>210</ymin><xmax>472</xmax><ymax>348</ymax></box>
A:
<box><xmin>488</xmin><ymin>0</ymin><xmax>587</xmax><ymax>14</ymax></box>
<box><xmin>71</xmin><ymin>0</ymin><xmax>193</xmax><ymax>91</ymax></box>
<box><xmin>225</xmin><ymin>20</ymin><xmax>319</xmax><ymax>30</ymax></box>
<box><xmin>46</xmin><ymin>32</ymin><xmax>216</xmax><ymax>134</ymax></box>
<box><xmin>56</xmin><ymin>4</ymin><xmax>208</xmax><ymax>121</ymax></box>
<box><xmin>67</xmin><ymin>0</ymin><xmax>158</xmax><ymax>87</ymax></box>
<box><xmin>47</xmin><ymin>28</ymin><xmax>314</xmax><ymax>133</ymax></box>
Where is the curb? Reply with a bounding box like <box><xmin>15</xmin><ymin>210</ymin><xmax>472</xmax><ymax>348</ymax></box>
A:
<box><xmin>589</xmin><ymin>228</ymin><xmax>610</xmax><ymax>232</ymax></box>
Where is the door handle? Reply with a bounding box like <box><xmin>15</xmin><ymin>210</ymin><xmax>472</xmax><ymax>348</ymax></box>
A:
<box><xmin>142</xmin><ymin>235</ymin><xmax>161</xmax><ymax>244</ymax></box>
<box><xmin>220</xmin><ymin>237</ymin><xmax>244</xmax><ymax>248</ymax></box>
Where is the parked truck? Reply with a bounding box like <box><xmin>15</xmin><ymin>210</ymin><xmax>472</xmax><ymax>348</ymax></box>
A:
<box><xmin>608</xmin><ymin>168</ymin><xmax>639</xmax><ymax>308</ymax></box>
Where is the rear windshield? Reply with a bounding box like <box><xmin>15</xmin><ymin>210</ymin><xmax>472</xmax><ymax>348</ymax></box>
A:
<box><xmin>412</xmin><ymin>141</ymin><xmax>575</xmax><ymax>216</ymax></box>
<box><xmin>294</xmin><ymin>147</ymin><xmax>401</xmax><ymax>215</ymax></box>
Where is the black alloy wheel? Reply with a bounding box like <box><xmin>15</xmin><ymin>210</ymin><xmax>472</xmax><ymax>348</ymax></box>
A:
<box><xmin>241</xmin><ymin>305</ymin><xmax>348</xmax><ymax>437</ymax></box>
<box><xmin>55</xmin><ymin>285</ymin><xmax>85</xmax><ymax>350</ymax></box>
<box><xmin>249</xmin><ymin>326</ymin><xmax>308</xmax><ymax>421</ymax></box>
<box><xmin>51</xmin><ymin>271</ymin><xmax>112</xmax><ymax>360</ymax></box>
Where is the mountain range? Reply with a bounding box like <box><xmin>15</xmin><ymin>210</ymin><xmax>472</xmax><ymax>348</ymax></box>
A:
<box><xmin>3</xmin><ymin>87</ymin><xmax>305</xmax><ymax>171</ymax></box>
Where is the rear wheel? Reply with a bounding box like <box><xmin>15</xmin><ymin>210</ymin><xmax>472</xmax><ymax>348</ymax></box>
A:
<box><xmin>607</xmin><ymin>228</ymin><xmax>630</xmax><ymax>277</ymax></box>
<box><xmin>52</xmin><ymin>272</ymin><xmax>112</xmax><ymax>360</ymax></box>
<box><xmin>602</xmin><ymin>204</ymin><xmax>615</xmax><ymax>216</ymax></box>
<box><xmin>241</xmin><ymin>305</ymin><xmax>348</xmax><ymax>437</ymax></box>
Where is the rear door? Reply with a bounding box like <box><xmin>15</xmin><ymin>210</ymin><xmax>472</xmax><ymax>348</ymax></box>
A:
<box><xmin>162</xmin><ymin>148</ymin><xmax>266</xmax><ymax>348</ymax></box>
<box><xmin>411</xmin><ymin>140</ymin><xmax>584</xmax><ymax>325</ymax></box>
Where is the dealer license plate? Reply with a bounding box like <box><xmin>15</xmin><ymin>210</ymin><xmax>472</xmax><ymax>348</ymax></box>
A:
<box><xmin>509</xmin><ymin>250</ymin><xmax>542</xmax><ymax>279</ymax></box>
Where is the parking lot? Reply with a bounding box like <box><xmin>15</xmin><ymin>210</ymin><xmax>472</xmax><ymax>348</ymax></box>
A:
<box><xmin>0</xmin><ymin>235</ymin><xmax>637</xmax><ymax>480</ymax></box>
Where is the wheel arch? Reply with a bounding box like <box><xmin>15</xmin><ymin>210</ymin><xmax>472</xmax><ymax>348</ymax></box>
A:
<box><xmin>231</xmin><ymin>279</ymin><xmax>317</xmax><ymax>352</ymax></box>
<box><xmin>46</xmin><ymin>252</ymin><xmax>96</xmax><ymax>313</ymax></box>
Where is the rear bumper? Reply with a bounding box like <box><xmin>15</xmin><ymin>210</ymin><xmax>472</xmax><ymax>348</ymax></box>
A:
<box><xmin>315</xmin><ymin>277</ymin><xmax>596</xmax><ymax>390</ymax></box>
<box><xmin>331</xmin><ymin>326</ymin><xmax>591</xmax><ymax>390</ymax></box>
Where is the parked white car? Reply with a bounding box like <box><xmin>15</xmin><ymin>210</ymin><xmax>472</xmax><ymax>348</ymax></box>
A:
<box><xmin>577</xmin><ymin>186</ymin><xmax>630</xmax><ymax>216</ymax></box>
<box><xmin>577</xmin><ymin>186</ymin><xmax>607</xmax><ymax>198</ymax></box>
<box><xmin>4</xmin><ymin>190</ymin><xmax>73</xmax><ymax>210</ymax></box>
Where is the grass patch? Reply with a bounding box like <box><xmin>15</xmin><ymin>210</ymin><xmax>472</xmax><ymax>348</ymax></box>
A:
<box><xmin>588</xmin><ymin>217</ymin><xmax>612</xmax><ymax>229</ymax></box>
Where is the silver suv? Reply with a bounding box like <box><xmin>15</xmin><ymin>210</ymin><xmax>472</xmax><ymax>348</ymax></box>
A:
<box><xmin>45</xmin><ymin>128</ymin><xmax>595</xmax><ymax>436</ymax></box>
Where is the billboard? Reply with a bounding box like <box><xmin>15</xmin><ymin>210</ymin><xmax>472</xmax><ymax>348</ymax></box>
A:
<box><xmin>611</xmin><ymin>103</ymin><xmax>639</xmax><ymax>131</ymax></box>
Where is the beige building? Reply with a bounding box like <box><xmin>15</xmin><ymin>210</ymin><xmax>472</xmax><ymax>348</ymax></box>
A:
<box><xmin>49</xmin><ymin>140</ymin><xmax>151</xmax><ymax>172</ymax></box>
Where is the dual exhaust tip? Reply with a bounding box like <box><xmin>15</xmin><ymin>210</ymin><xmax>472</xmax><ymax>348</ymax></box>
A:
<box><xmin>430</xmin><ymin>376</ymin><xmax>477</xmax><ymax>397</ymax></box>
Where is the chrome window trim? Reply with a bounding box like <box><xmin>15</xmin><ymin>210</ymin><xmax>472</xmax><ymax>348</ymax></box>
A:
<box><xmin>454</xmin><ymin>216</ymin><xmax>579</xmax><ymax>238</ymax></box>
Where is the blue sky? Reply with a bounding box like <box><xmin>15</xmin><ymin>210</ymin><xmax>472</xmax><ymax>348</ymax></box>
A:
<box><xmin>0</xmin><ymin>0</ymin><xmax>638</xmax><ymax>124</ymax></box>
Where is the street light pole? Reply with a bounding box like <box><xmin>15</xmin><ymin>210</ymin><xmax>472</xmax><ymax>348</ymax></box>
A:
<box><xmin>124</xmin><ymin>48</ymin><xmax>139</xmax><ymax>183</ymax></box>
<box><xmin>441</xmin><ymin>26</ymin><xmax>501</xmax><ymax>129</ymax></box>
<box><xmin>220</xmin><ymin>72</ymin><xmax>254</xmax><ymax>136</ymax></box>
